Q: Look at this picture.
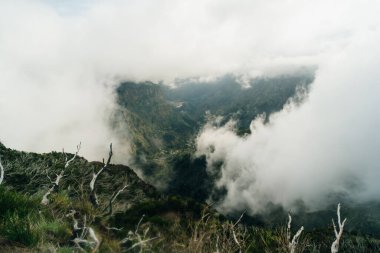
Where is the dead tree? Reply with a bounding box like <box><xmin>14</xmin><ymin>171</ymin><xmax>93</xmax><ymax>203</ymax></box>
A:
<box><xmin>120</xmin><ymin>215</ymin><xmax>158</xmax><ymax>252</ymax></box>
<box><xmin>89</xmin><ymin>143</ymin><xmax>113</xmax><ymax>207</ymax></box>
<box><xmin>66</xmin><ymin>210</ymin><xmax>100</xmax><ymax>252</ymax></box>
<box><xmin>0</xmin><ymin>156</ymin><xmax>4</xmax><ymax>185</ymax></box>
<box><xmin>103</xmin><ymin>184</ymin><xmax>128</xmax><ymax>216</ymax></box>
<box><xmin>231</xmin><ymin>211</ymin><xmax>245</xmax><ymax>253</ymax></box>
<box><xmin>287</xmin><ymin>213</ymin><xmax>304</xmax><ymax>253</ymax></box>
<box><xmin>41</xmin><ymin>143</ymin><xmax>81</xmax><ymax>205</ymax></box>
<box><xmin>331</xmin><ymin>203</ymin><xmax>347</xmax><ymax>253</ymax></box>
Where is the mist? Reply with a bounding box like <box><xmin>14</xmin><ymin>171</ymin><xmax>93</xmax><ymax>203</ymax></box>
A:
<box><xmin>1</xmin><ymin>0</ymin><xmax>380</xmax><ymax>208</ymax></box>
<box><xmin>197</xmin><ymin>30</ymin><xmax>380</xmax><ymax>213</ymax></box>
<box><xmin>0</xmin><ymin>0</ymin><xmax>335</xmax><ymax>161</ymax></box>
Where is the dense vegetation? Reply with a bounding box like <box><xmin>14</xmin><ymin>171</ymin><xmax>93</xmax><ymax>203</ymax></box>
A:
<box><xmin>1</xmin><ymin>143</ymin><xmax>380</xmax><ymax>252</ymax></box>
<box><xmin>114</xmin><ymin>74</ymin><xmax>314</xmax><ymax>199</ymax></box>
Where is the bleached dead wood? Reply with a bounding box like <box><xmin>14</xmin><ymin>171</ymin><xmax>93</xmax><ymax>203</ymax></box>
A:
<box><xmin>103</xmin><ymin>184</ymin><xmax>128</xmax><ymax>216</ymax></box>
<box><xmin>0</xmin><ymin>156</ymin><xmax>5</xmax><ymax>185</ymax></box>
<box><xmin>215</xmin><ymin>235</ymin><xmax>220</xmax><ymax>253</ymax></box>
<box><xmin>232</xmin><ymin>230</ymin><xmax>242</xmax><ymax>253</ymax></box>
<box><xmin>124</xmin><ymin>236</ymin><xmax>159</xmax><ymax>252</ymax></box>
<box><xmin>331</xmin><ymin>203</ymin><xmax>347</xmax><ymax>253</ymax></box>
<box><xmin>64</xmin><ymin>143</ymin><xmax>81</xmax><ymax>169</ymax></box>
<box><xmin>231</xmin><ymin>211</ymin><xmax>245</xmax><ymax>253</ymax></box>
<box><xmin>67</xmin><ymin>210</ymin><xmax>100</xmax><ymax>252</ymax></box>
<box><xmin>287</xmin><ymin>214</ymin><xmax>292</xmax><ymax>243</ymax></box>
<box><xmin>105</xmin><ymin>226</ymin><xmax>123</xmax><ymax>231</ymax></box>
<box><xmin>287</xmin><ymin>213</ymin><xmax>304</xmax><ymax>253</ymax></box>
<box><xmin>72</xmin><ymin>227</ymin><xmax>100</xmax><ymax>252</ymax></box>
<box><xmin>233</xmin><ymin>211</ymin><xmax>246</xmax><ymax>227</ymax></box>
<box><xmin>90</xmin><ymin>143</ymin><xmax>113</xmax><ymax>207</ymax></box>
<box><xmin>41</xmin><ymin>143</ymin><xmax>81</xmax><ymax>205</ymax></box>
<box><xmin>120</xmin><ymin>215</ymin><xmax>159</xmax><ymax>252</ymax></box>
<box><xmin>41</xmin><ymin>170</ymin><xmax>64</xmax><ymax>205</ymax></box>
<box><xmin>66</xmin><ymin>210</ymin><xmax>80</xmax><ymax>230</ymax></box>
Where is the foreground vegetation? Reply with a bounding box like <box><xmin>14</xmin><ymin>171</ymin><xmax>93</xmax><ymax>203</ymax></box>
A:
<box><xmin>1</xmin><ymin>142</ymin><xmax>380</xmax><ymax>252</ymax></box>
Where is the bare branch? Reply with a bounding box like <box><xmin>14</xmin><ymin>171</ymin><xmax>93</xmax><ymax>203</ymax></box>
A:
<box><xmin>135</xmin><ymin>214</ymin><xmax>145</xmax><ymax>234</ymax></box>
<box><xmin>103</xmin><ymin>184</ymin><xmax>128</xmax><ymax>216</ymax></box>
<box><xmin>105</xmin><ymin>143</ymin><xmax>113</xmax><ymax>167</ymax></box>
<box><xmin>290</xmin><ymin>226</ymin><xmax>304</xmax><ymax>252</ymax></box>
<box><xmin>41</xmin><ymin>186</ymin><xmax>54</xmax><ymax>205</ymax></box>
<box><xmin>41</xmin><ymin>143</ymin><xmax>80</xmax><ymax>205</ymax></box>
<box><xmin>67</xmin><ymin>210</ymin><xmax>100</xmax><ymax>252</ymax></box>
<box><xmin>66</xmin><ymin>210</ymin><xmax>80</xmax><ymax>231</ymax></box>
<box><xmin>215</xmin><ymin>235</ymin><xmax>220</xmax><ymax>253</ymax></box>
<box><xmin>106</xmin><ymin>227</ymin><xmax>123</xmax><ymax>231</ymax></box>
<box><xmin>332</xmin><ymin>219</ymin><xmax>338</xmax><ymax>238</ymax></box>
<box><xmin>89</xmin><ymin>143</ymin><xmax>113</xmax><ymax>207</ymax></box>
<box><xmin>287</xmin><ymin>213</ymin><xmax>292</xmax><ymax>242</ymax></box>
<box><xmin>233</xmin><ymin>210</ymin><xmax>246</xmax><ymax>227</ymax></box>
<box><xmin>287</xmin><ymin>213</ymin><xmax>304</xmax><ymax>253</ymax></box>
<box><xmin>65</xmin><ymin>142</ymin><xmax>81</xmax><ymax>169</ymax></box>
<box><xmin>120</xmin><ymin>214</ymin><xmax>158</xmax><ymax>252</ymax></box>
<box><xmin>232</xmin><ymin>230</ymin><xmax>242</xmax><ymax>253</ymax></box>
<box><xmin>125</xmin><ymin>236</ymin><xmax>159</xmax><ymax>251</ymax></box>
<box><xmin>0</xmin><ymin>156</ymin><xmax>5</xmax><ymax>185</ymax></box>
<box><xmin>331</xmin><ymin>203</ymin><xmax>347</xmax><ymax>253</ymax></box>
<box><xmin>87</xmin><ymin>227</ymin><xmax>100</xmax><ymax>251</ymax></box>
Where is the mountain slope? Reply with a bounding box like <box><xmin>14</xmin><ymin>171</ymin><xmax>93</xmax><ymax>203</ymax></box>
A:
<box><xmin>113</xmin><ymin>74</ymin><xmax>314</xmax><ymax>199</ymax></box>
<box><xmin>1</xmin><ymin>143</ymin><xmax>380</xmax><ymax>252</ymax></box>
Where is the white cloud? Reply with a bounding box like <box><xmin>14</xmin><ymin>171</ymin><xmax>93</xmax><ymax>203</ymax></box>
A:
<box><xmin>0</xmin><ymin>0</ymin><xmax>379</xmax><ymax>174</ymax></box>
<box><xmin>197</xmin><ymin>29</ymin><xmax>380</xmax><ymax>213</ymax></box>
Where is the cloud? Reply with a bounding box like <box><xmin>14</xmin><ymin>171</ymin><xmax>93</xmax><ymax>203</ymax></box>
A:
<box><xmin>0</xmin><ymin>0</ymin><xmax>379</xmax><ymax>169</ymax></box>
<box><xmin>0</xmin><ymin>0</ymin><xmax>132</xmax><ymax>161</ymax></box>
<box><xmin>196</xmin><ymin>28</ymin><xmax>380</xmax><ymax>213</ymax></box>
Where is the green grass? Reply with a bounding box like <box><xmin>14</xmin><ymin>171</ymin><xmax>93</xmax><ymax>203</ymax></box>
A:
<box><xmin>0</xmin><ymin>186</ymin><xmax>41</xmax><ymax>246</ymax></box>
<box><xmin>0</xmin><ymin>186</ymin><xmax>71</xmax><ymax>248</ymax></box>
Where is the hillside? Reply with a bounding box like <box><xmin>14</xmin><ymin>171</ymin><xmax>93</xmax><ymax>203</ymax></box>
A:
<box><xmin>0</xmin><ymin>142</ymin><xmax>207</xmax><ymax>252</ymax></box>
<box><xmin>1</xmin><ymin>143</ymin><xmax>380</xmax><ymax>252</ymax></box>
<box><xmin>113</xmin><ymin>74</ymin><xmax>314</xmax><ymax>200</ymax></box>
